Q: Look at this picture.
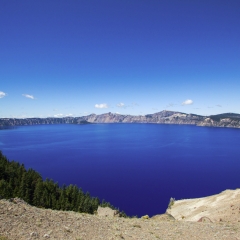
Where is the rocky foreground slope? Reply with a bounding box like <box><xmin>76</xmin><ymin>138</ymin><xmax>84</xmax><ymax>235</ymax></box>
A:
<box><xmin>1</xmin><ymin>190</ymin><xmax>240</xmax><ymax>240</ymax></box>
<box><xmin>1</xmin><ymin>111</ymin><xmax>240</xmax><ymax>128</ymax></box>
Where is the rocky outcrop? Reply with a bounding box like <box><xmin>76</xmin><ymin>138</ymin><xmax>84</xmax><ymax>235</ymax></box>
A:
<box><xmin>166</xmin><ymin>189</ymin><xmax>240</xmax><ymax>223</ymax></box>
<box><xmin>97</xmin><ymin>206</ymin><xmax>119</xmax><ymax>217</ymax></box>
<box><xmin>151</xmin><ymin>213</ymin><xmax>175</xmax><ymax>222</ymax></box>
<box><xmin>81</xmin><ymin>111</ymin><xmax>240</xmax><ymax>128</ymax></box>
<box><xmin>1</xmin><ymin>111</ymin><xmax>240</xmax><ymax>128</ymax></box>
<box><xmin>197</xmin><ymin>117</ymin><xmax>240</xmax><ymax>128</ymax></box>
<box><xmin>80</xmin><ymin>111</ymin><xmax>205</xmax><ymax>124</ymax></box>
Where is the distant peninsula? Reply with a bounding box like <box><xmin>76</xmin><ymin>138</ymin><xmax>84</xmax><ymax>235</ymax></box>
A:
<box><xmin>1</xmin><ymin>110</ymin><xmax>240</xmax><ymax>128</ymax></box>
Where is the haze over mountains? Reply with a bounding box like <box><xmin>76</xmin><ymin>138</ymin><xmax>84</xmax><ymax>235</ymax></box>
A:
<box><xmin>1</xmin><ymin>110</ymin><xmax>240</xmax><ymax>128</ymax></box>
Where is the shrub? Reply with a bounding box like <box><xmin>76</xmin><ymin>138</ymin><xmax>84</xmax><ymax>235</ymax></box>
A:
<box><xmin>168</xmin><ymin>197</ymin><xmax>175</xmax><ymax>209</ymax></box>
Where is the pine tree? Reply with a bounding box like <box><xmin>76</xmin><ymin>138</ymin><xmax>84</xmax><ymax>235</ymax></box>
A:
<box><xmin>0</xmin><ymin>152</ymin><xmax>127</xmax><ymax>217</ymax></box>
<box><xmin>0</xmin><ymin>179</ymin><xmax>11</xmax><ymax>198</ymax></box>
<box><xmin>33</xmin><ymin>179</ymin><xmax>44</xmax><ymax>207</ymax></box>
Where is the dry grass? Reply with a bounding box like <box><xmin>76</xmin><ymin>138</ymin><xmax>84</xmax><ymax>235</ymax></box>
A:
<box><xmin>0</xmin><ymin>236</ymin><xmax>9</xmax><ymax>240</ymax></box>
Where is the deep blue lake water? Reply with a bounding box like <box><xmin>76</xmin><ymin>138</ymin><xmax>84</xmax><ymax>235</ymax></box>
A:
<box><xmin>1</xmin><ymin>123</ymin><xmax>240</xmax><ymax>217</ymax></box>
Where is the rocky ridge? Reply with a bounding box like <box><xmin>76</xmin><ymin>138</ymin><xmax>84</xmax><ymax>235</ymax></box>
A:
<box><xmin>1</xmin><ymin>111</ymin><xmax>240</xmax><ymax>128</ymax></box>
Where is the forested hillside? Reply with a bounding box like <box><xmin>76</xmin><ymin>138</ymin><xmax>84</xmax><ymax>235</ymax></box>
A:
<box><xmin>0</xmin><ymin>151</ymin><xmax>126</xmax><ymax>216</ymax></box>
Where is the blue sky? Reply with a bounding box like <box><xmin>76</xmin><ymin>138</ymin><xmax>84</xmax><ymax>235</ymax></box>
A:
<box><xmin>1</xmin><ymin>0</ymin><xmax>239</xmax><ymax>118</ymax></box>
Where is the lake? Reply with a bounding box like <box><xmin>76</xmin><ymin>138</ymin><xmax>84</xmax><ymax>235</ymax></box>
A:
<box><xmin>1</xmin><ymin>123</ymin><xmax>240</xmax><ymax>217</ymax></box>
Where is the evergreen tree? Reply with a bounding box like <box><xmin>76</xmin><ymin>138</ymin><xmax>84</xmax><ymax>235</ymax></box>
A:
<box><xmin>33</xmin><ymin>179</ymin><xmax>44</xmax><ymax>207</ymax></box>
<box><xmin>0</xmin><ymin>179</ymin><xmax>11</xmax><ymax>198</ymax></box>
<box><xmin>0</xmin><ymin>151</ymin><xmax>128</xmax><ymax>217</ymax></box>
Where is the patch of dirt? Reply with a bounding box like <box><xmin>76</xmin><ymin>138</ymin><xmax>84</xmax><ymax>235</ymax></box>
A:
<box><xmin>1</xmin><ymin>196</ymin><xmax>240</xmax><ymax>240</ymax></box>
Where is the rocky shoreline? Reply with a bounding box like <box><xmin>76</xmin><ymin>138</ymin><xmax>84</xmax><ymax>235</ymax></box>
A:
<box><xmin>1</xmin><ymin>110</ymin><xmax>240</xmax><ymax>128</ymax></box>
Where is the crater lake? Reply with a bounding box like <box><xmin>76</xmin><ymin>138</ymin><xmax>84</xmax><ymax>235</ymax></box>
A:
<box><xmin>1</xmin><ymin>123</ymin><xmax>240</xmax><ymax>217</ymax></box>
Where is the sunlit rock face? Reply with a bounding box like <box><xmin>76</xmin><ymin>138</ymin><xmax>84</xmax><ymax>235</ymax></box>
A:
<box><xmin>166</xmin><ymin>189</ymin><xmax>240</xmax><ymax>223</ymax></box>
<box><xmin>82</xmin><ymin>111</ymin><xmax>240</xmax><ymax>128</ymax></box>
<box><xmin>1</xmin><ymin>111</ymin><xmax>240</xmax><ymax>128</ymax></box>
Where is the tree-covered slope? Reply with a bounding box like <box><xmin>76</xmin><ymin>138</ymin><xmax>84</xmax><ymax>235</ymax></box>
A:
<box><xmin>0</xmin><ymin>151</ymin><xmax>126</xmax><ymax>216</ymax></box>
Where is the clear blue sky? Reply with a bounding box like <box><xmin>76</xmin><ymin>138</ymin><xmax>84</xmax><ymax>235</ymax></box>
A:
<box><xmin>1</xmin><ymin>0</ymin><xmax>239</xmax><ymax>118</ymax></box>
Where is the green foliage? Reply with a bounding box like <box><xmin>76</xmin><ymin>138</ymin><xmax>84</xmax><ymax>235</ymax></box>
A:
<box><xmin>0</xmin><ymin>151</ymin><xmax>126</xmax><ymax>216</ymax></box>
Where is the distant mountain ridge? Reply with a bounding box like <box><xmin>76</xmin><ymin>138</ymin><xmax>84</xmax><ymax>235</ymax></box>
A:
<box><xmin>1</xmin><ymin>110</ymin><xmax>240</xmax><ymax>128</ymax></box>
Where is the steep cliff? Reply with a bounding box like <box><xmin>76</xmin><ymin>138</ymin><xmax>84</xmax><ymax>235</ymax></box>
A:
<box><xmin>79</xmin><ymin>111</ymin><xmax>240</xmax><ymax>128</ymax></box>
<box><xmin>1</xmin><ymin>111</ymin><xmax>240</xmax><ymax>128</ymax></box>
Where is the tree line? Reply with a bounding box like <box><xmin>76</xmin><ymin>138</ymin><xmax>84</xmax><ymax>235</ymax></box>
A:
<box><xmin>0</xmin><ymin>151</ymin><xmax>127</xmax><ymax>217</ymax></box>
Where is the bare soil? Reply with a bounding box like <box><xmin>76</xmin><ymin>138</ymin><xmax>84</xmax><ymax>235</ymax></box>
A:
<box><xmin>1</xmin><ymin>193</ymin><xmax>240</xmax><ymax>240</ymax></box>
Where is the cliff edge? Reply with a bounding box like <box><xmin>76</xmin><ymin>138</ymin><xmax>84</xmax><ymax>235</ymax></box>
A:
<box><xmin>167</xmin><ymin>189</ymin><xmax>240</xmax><ymax>223</ymax></box>
<box><xmin>1</xmin><ymin>190</ymin><xmax>240</xmax><ymax>239</ymax></box>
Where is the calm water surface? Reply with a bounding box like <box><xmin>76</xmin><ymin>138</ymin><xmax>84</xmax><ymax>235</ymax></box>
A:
<box><xmin>1</xmin><ymin>124</ymin><xmax>240</xmax><ymax>216</ymax></box>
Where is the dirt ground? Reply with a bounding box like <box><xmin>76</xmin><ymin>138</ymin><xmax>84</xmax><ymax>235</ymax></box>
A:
<box><xmin>1</xmin><ymin>190</ymin><xmax>240</xmax><ymax>240</ymax></box>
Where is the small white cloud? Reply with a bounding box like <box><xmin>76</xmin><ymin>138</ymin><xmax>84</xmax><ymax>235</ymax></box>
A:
<box><xmin>0</xmin><ymin>91</ymin><xmax>7</xmax><ymax>98</ymax></box>
<box><xmin>117</xmin><ymin>102</ymin><xmax>125</xmax><ymax>107</ymax></box>
<box><xmin>216</xmin><ymin>104</ymin><xmax>222</xmax><ymax>107</ymax></box>
<box><xmin>54</xmin><ymin>113</ymin><xmax>64</xmax><ymax>117</ymax></box>
<box><xmin>22</xmin><ymin>94</ymin><xmax>35</xmax><ymax>99</ymax></box>
<box><xmin>95</xmin><ymin>103</ymin><xmax>108</xmax><ymax>109</ymax></box>
<box><xmin>182</xmin><ymin>99</ymin><xmax>193</xmax><ymax>105</ymax></box>
<box><xmin>53</xmin><ymin>113</ymin><xmax>73</xmax><ymax>117</ymax></box>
